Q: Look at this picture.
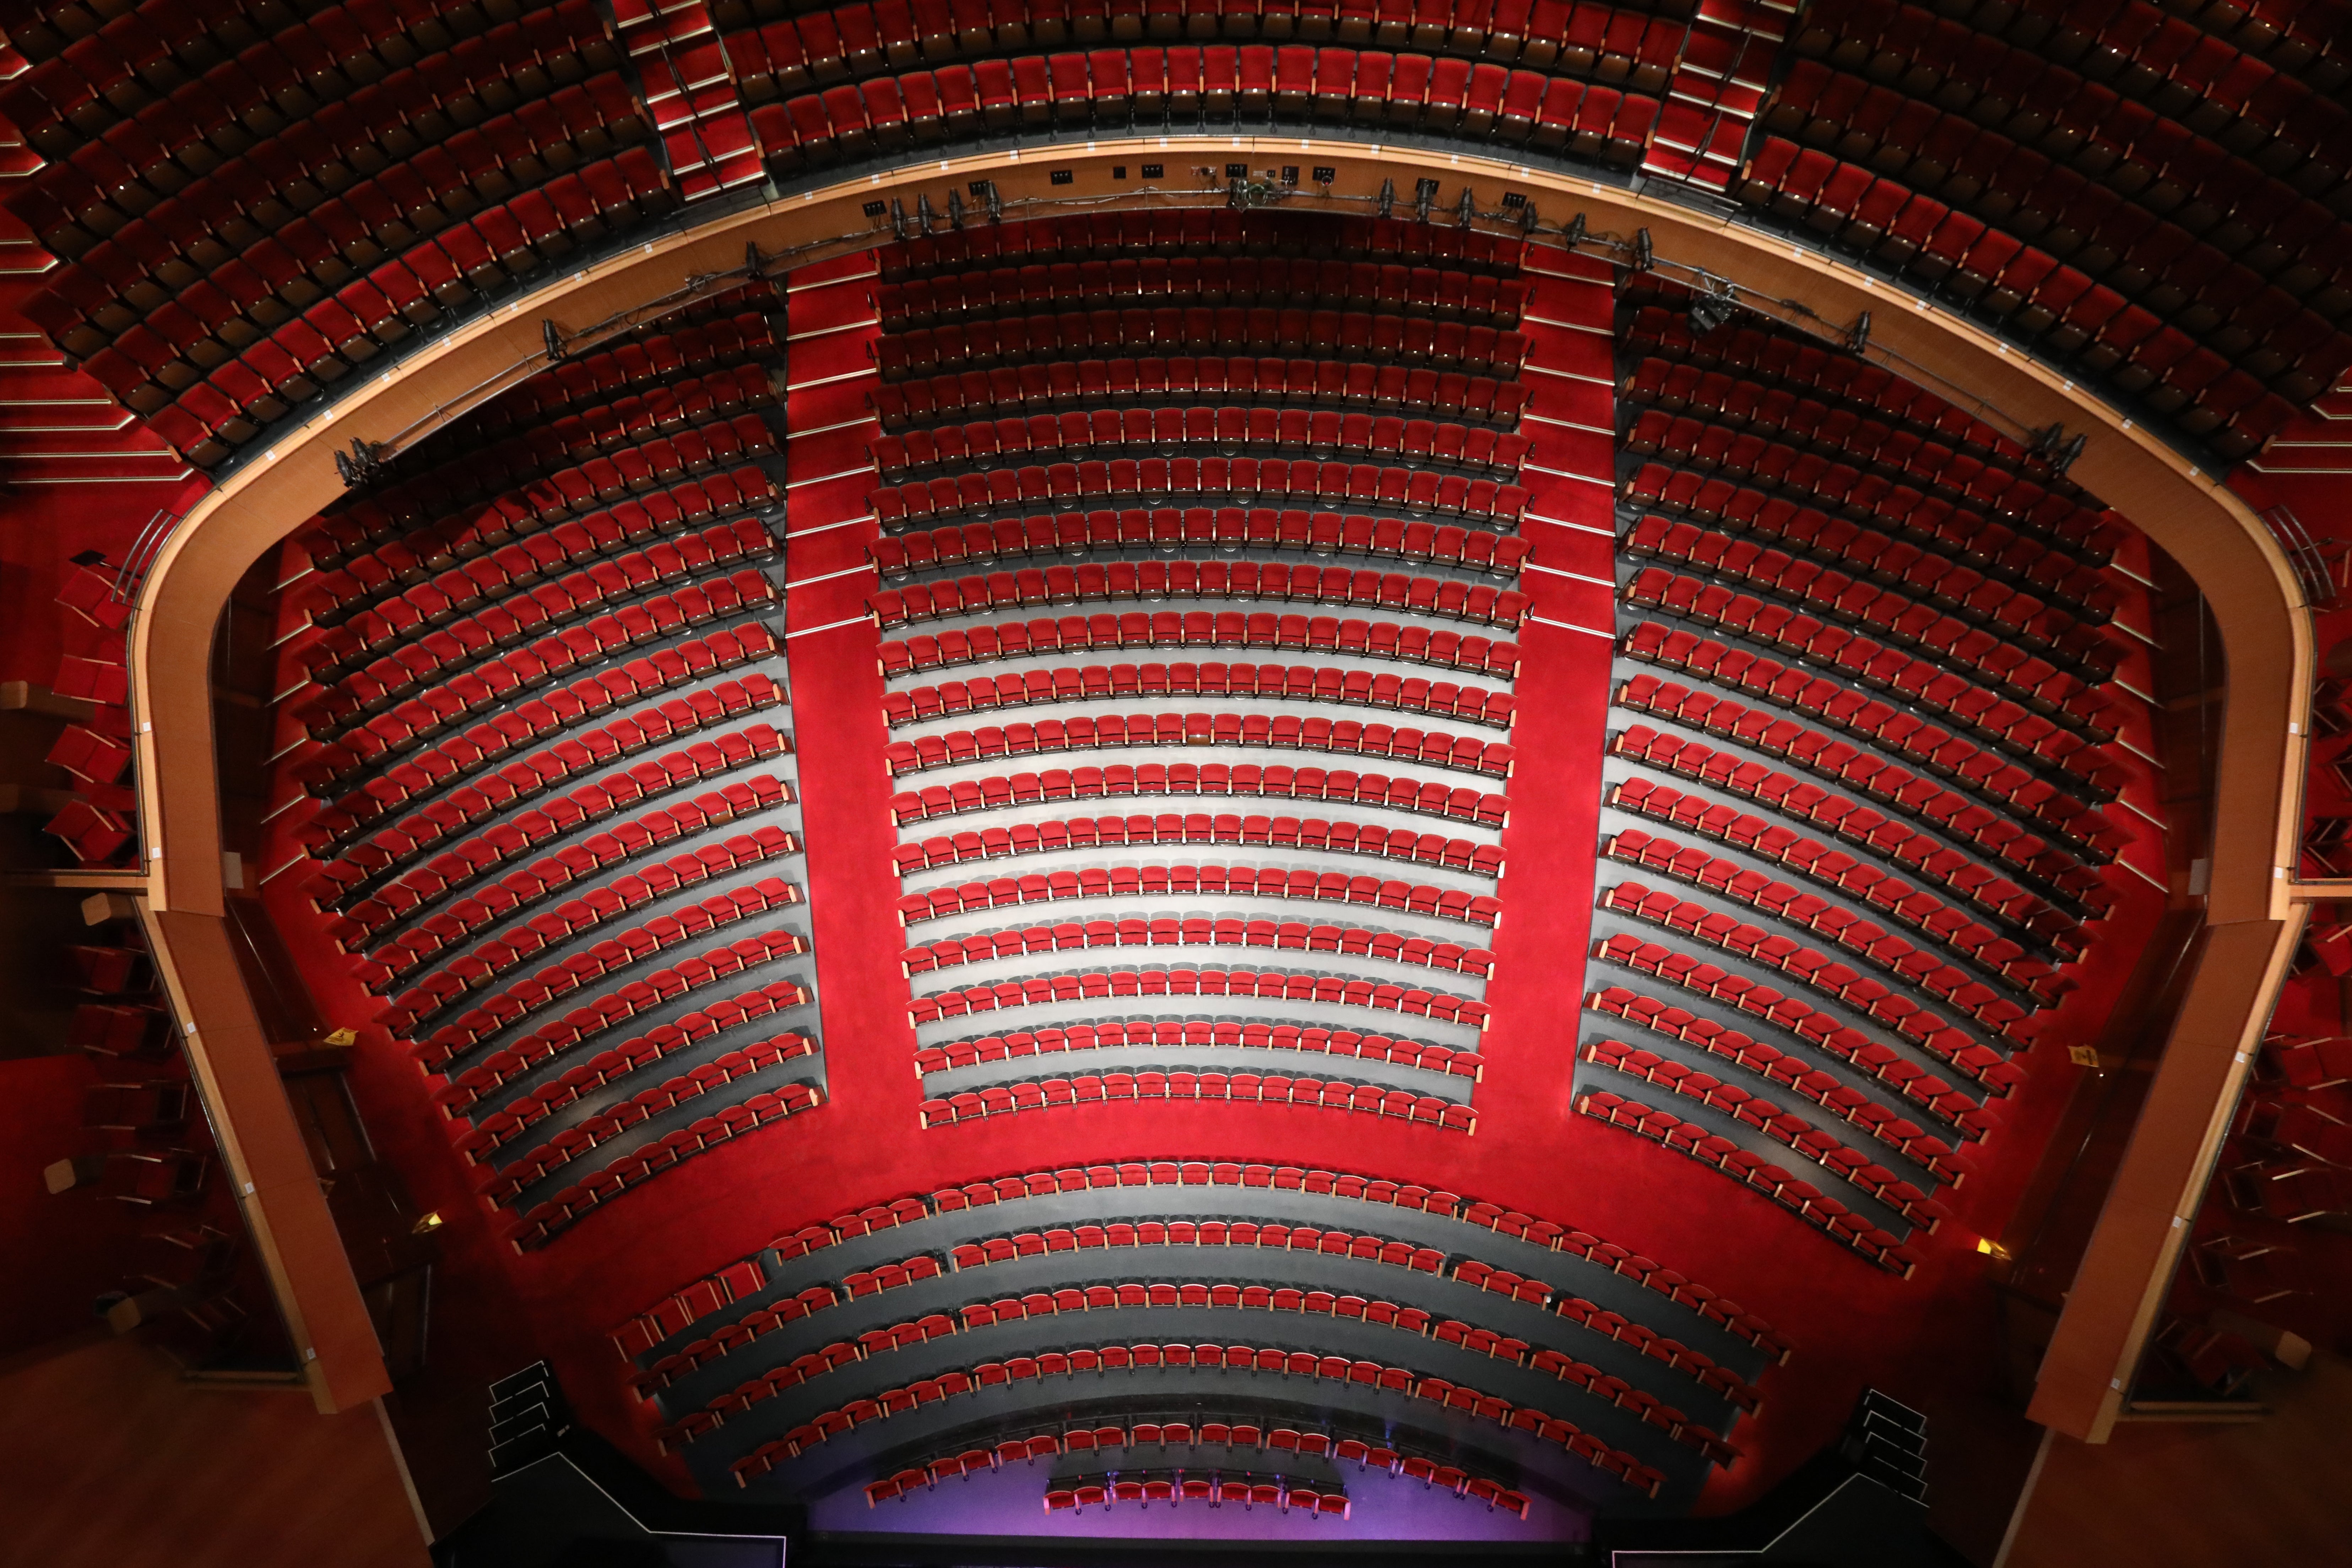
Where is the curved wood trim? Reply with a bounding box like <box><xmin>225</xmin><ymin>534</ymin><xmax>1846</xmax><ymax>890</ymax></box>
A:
<box><xmin>126</xmin><ymin>139</ymin><xmax>2314</xmax><ymax>1438</ymax></box>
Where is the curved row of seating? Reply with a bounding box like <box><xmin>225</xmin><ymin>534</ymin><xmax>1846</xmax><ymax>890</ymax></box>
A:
<box><xmin>917</xmin><ymin>1071</ymin><xmax>1480</xmax><ymax>1128</ymax></box>
<box><xmin>872</xmin><ymin>409</ymin><xmax>1534</xmax><ymax>478</ymax></box>
<box><xmin>874</xmin><ymin>258</ymin><xmax>1534</xmax><ymax>331</ymax></box>
<box><xmin>749</xmin><ymin>50</ymin><xmax>1662</xmax><ymax>169</ymax></box>
<box><xmin>873</xmin><ymin>313</ymin><xmax>1530</xmax><ymax>379</ymax></box>
<box><xmin>1609</xmin><ymin>680</ymin><xmax>2121</xmax><ymax>891</ymax></box>
<box><xmin>878</xmin><ymin>615</ymin><xmax>1522</xmax><ymax>677</ymax></box>
<box><xmin>1617</xmin><ymin>626</ymin><xmax>2125</xmax><ymax>851</ymax></box>
<box><xmin>610</xmin><ymin>1160</ymin><xmax>1792</xmax><ymax>1374</ymax></box>
<box><xmin>885</xmin><ymin>663</ymin><xmax>1517</xmax><ymax>729</ymax></box>
<box><xmin>883</xmin><ymin>715</ymin><xmax>1515</xmax><ymax>780</ymax></box>
<box><xmin>872</xmin><ymin>1420</ymin><xmax>1460</xmax><ymax>1515</ymax></box>
<box><xmin>1589</xmin><ymin>982</ymin><xmax>2013</xmax><ymax>1131</ymax></box>
<box><xmin>870</xmin><ymin>510</ymin><xmax>1529</xmax><ymax>577</ymax></box>
<box><xmin>872</xmin><ymin>358</ymin><xmax>1535</xmax><ymax>429</ymax></box>
<box><xmin>719</xmin><ymin>0</ymin><xmax>1692</xmax><ymax>96</ymax></box>
<box><xmin>302</xmin><ymin>659</ymin><xmax>784</xmax><ymax>863</ymax></box>
<box><xmin>886</xmin><ymin>764</ymin><xmax>1512</xmax><ymax>828</ymax></box>
<box><xmin>905</xmin><ymin>961</ymin><xmax>1492</xmax><ymax>1027</ymax></box>
<box><xmin>1607</xmin><ymin>774</ymin><xmax>2085</xmax><ymax>958</ymax></box>
<box><xmin>890</xmin><ymin>810</ymin><xmax>1503</xmax><ymax>875</ymax></box>
<box><xmin>873</xmin><ymin>212</ymin><xmax>1531</xmax><ymax>280</ymax></box>
<box><xmin>897</xmin><ymin>865</ymin><xmax>1502</xmax><ymax>925</ymax></box>
<box><xmin>1576</xmin><ymin>1088</ymin><xmax>1924</xmax><ymax>1274</ymax></box>
<box><xmin>870</xmin><ymin>456</ymin><xmax>1532</xmax><ymax>527</ymax></box>
<box><xmin>1620</xmin><ymin>306</ymin><xmax>2077</xmax><ymax>490</ymax></box>
<box><xmin>870</xmin><ymin>563</ymin><xmax>1530</xmax><ymax>629</ymax></box>
<box><xmin>1605</xmin><ymin>828</ymin><xmax>2063</xmax><ymax>1003</ymax></box>
<box><xmin>913</xmin><ymin>1021</ymin><xmax>1485</xmax><ymax>1078</ymax></box>
<box><xmin>720</xmin><ymin>1342</ymin><xmax>1667</xmax><ymax>1494</ymax></box>
<box><xmin>900</xmin><ymin>918</ymin><xmax>1496</xmax><ymax>976</ymax></box>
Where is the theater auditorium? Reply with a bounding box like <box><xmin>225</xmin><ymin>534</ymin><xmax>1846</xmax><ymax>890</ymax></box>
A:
<box><xmin>0</xmin><ymin>0</ymin><xmax>2347</xmax><ymax>1563</ymax></box>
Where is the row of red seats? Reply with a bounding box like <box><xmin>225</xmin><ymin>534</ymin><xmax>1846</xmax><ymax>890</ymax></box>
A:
<box><xmin>893</xmin><ymin>812</ymin><xmax>1505</xmax><ymax>878</ymax></box>
<box><xmin>428</xmin><ymin>955</ymin><xmax>814</xmax><ymax>1101</ymax></box>
<box><xmin>475</xmin><ymin>1039</ymin><xmax>820</xmax><ymax>1207</ymax></box>
<box><xmin>1621</xmin><ymin>417</ymin><xmax>2114</xmax><ymax>627</ymax></box>
<box><xmin>874</xmin><ymin>311</ymin><xmax>1529</xmax><ymax>379</ymax></box>
<box><xmin>874</xmin><ymin>563</ymin><xmax>1526</xmax><ymax>629</ymax></box>
<box><xmin>1733</xmin><ymin>140</ymin><xmax>2318</xmax><ymax>455</ymax></box>
<box><xmin>1798</xmin><ymin>0</ymin><xmax>2349</xmax><ymax>92</ymax></box>
<box><xmin>1625</xmin><ymin>548</ymin><xmax>2107</xmax><ymax>726</ymax></box>
<box><xmin>299</xmin><ymin>623</ymin><xmax>776</xmax><ymax>802</ymax></box>
<box><xmin>915</xmin><ymin>1021</ymin><xmax>1484</xmax><ymax>1079</ymax></box>
<box><xmin>503</xmin><ymin>1079</ymin><xmax>824</xmax><ymax>1250</ymax></box>
<box><xmin>386</xmin><ymin>872</ymin><xmax>802</xmax><ymax>1031</ymax></box>
<box><xmin>309</xmin><ymin>682</ymin><xmax>784</xmax><ymax>870</ymax></box>
<box><xmin>901</xmin><ymin>919</ymin><xmax>1494</xmax><ymax>978</ymax></box>
<box><xmin>873</xmin><ymin>459</ymin><xmax>1530</xmax><ymax>527</ymax></box>
<box><xmin>2</xmin><ymin>0</ymin><xmax>617</xmax><ymax>155</ymax></box>
<box><xmin>1050</xmin><ymin>1479</ymin><xmax>1348</xmax><ymax>1515</ymax></box>
<box><xmin>899</xmin><ymin>865</ymin><xmax>1499</xmax><ymax>924</ymax></box>
<box><xmin>753</xmin><ymin>51</ymin><xmax>1659</xmax><ymax>167</ymax></box>
<box><xmin>313</xmin><ymin>750</ymin><xmax>792</xmax><ymax>942</ymax></box>
<box><xmin>7</xmin><ymin>4</ymin><xmax>620</xmax><ymax>224</ymax></box>
<box><xmin>919</xmin><ymin>1070</ymin><xmax>1479</xmax><ymax>1129</ymax></box>
<box><xmin>883</xmin><ymin>712</ymin><xmax>1514</xmax><ymax>776</ymax></box>
<box><xmin>875</xmin><ymin>209</ymin><xmax>1529</xmax><ymax>281</ymax></box>
<box><xmin>889</xmin><ymin>763</ymin><xmax>1509</xmax><ymax>828</ymax></box>
<box><xmin>86</xmin><ymin>149</ymin><xmax>676</xmax><ymax>463</ymax></box>
<box><xmin>1583</xmin><ymin>1039</ymin><xmax>1960</xmax><ymax>1217</ymax></box>
<box><xmin>401</xmin><ymin>926</ymin><xmax>807</xmax><ymax>1068</ymax></box>
<box><xmin>873</xmin><ymin>510</ymin><xmax>1526</xmax><ymax>578</ymax></box>
<box><xmin>1768</xmin><ymin>58</ymin><xmax>2350</xmax><ymax>307</ymax></box>
<box><xmin>873</xmin><ymin>356</ymin><xmax>1532</xmax><ymax>429</ymax></box>
<box><xmin>1610</xmin><ymin>774</ymin><xmax>2082</xmax><ymax>958</ymax></box>
<box><xmin>306</xmin><ymin>512</ymin><xmax>774</xmax><ymax>642</ymax></box>
<box><xmin>299</xmin><ymin>572</ymin><xmax>780</xmax><ymax>760</ymax></box>
<box><xmin>1620</xmin><ymin>303</ymin><xmax>2058</xmax><ymax>482</ymax></box>
<box><xmin>364</xmin><ymin>824</ymin><xmax>798</xmax><ymax>997</ymax></box>
<box><xmin>2270</xmin><ymin>1036</ymin><xmax>2352</xmax><ymax>1091</ymax></box>
<box><xmin>682</xmin><ymin>1284</ymin><xmax>1726</xmax><ymax>1463</ymax></box>
<box><xmin>1620</xmin><ymin>472</ymin><xmax>2113</xmax><ymax>636</ymax></box>
<box><xmin>1593</xmin><ymin>932</ymin><xmax>2009</xmax><ymax>1092</ymax></box>
<box><xmin>1590</xmin><ymin>982</ymin><xmax>2014</xmax><ymax>1134</ymax></box>
<box><xmin>462</xmin><ymin>311</ymin><xmax>782</xmax><ymax>439</ymax></box>
<box><xmin>1588</xmin><ymin>1011</ymin><xmax>1988</xmax><ymax>1148</ymax></box>
<box><xmin>1602</xmin><ymin>876</ymin><xmax>2028</xmax><ymax>1038</ymax></box>
<box><xmin>1611</xmin><ymin>674</ymin><xmax>2121</xmax><ymax>886</ymax></box>
<box><xmin>874</xmin><ymin>409</ymin><xmax>1531</xmax><ymax>479</ymax></box>
<box><xmin>1622</xmin><ymin>570</ymin><xmax>2115</xmax><ymax>775</ymax></box>
<box><xmin>724</xmin><ymin>0</ymin><xmax>1687</xmax><ymax>95</ymax></box>
<box><xmin>1622</xmin><ymin>438</ymin><xmax>2110</xmax><ymax>574</ymax></box>
<box><xmin>724</xmin><ymin>1340</ymin><xmax>1664</xmax><ymax>1494</ymax></box>
<box><xmin>1576</xmin><ymin>1089</ymin><xmax>1924</xmax><ymax>1275</ymax></box>
<box><xmin>305</xmin><ymin>461</ymin><xmax>776</xmax><ymax>580</ymax></box>
<box><xmin>1750</xmin><ymin>97</ymin><xmax>2352</xmax><ymax>394</ymax></box>
<box><xmin>881</xmin><ymin>613</ymin><xmax>1519</xmax><ymax>678</ymax></box>
<box><xmin>875</xmin><ymin>257</ymin><xmax>1533</xmax><ymax>331</ymax></box>
<box><xmin>1607</xmin><ymin>828</ymin><xmax>2062</xmax><ymax>1003</ymax></box>
<box><xmin>907</xmin><ymin>963</ymin><xmax>1495</xmax><ymax>1029</ymax></box>
<box><xmin>887</xmin><ymin>663</ymin><xmax>1513</xmax><ymax>729</ymax></box>
<box><xmin>619</xmin><ymin>1159</ymin><xmax>1789</xmax><ymax>1367</ymax></box>
<box><xmin>1788</xmin><ymin>0</ymin><xmax>2351</xmax><ymax>185</ymax></box>
<box><xmin>869</xmin><ymin>1422</ymin><xmax>1471</xmax><ymax>1513</ymax></box>
<box><xmin>444</xmin><ymin>979</ymin><xmax>813</xmax><ymax>1127</ymax></box>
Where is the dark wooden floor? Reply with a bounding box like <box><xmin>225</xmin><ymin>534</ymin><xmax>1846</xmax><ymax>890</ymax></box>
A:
<box><xmin>0</xmin><ymin>1329</ymin><xmax>427</xmax><ymax>1568</ymax></box>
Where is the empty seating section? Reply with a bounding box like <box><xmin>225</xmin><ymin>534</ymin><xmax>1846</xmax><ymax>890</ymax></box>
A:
<box><xmin>843</xmin><ymin>212</ymin><xmax>1523</xmax><ymax>1128</ymax></box>
<box><xmin>746</xmin><ymin>46</ymin><xmax>1661</xmax><ymax>170</ymax></box>
<box><xmin>1577</xmin><ymin>282</ymin><xmax>2163</xmax><ymax>1272</ymax></box>
<box><xmin>609</xmin><ymin>1160</ymin><xmax>1782</xmax><ymax>1509</ymax></box>
<box><xmin>1738</xmin><ymin>0</ymin><xmax>2352</xmax><ymax>457</ymax></box>
<box><xmin>5</xmin><ymin>0</ymin><xmax>685</xmax><ymax>462</ymax></box>
<box><xmin>251</xmin><ymin>284</ymin><xmax>820</xmax><ymax>1249</ymax></box>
